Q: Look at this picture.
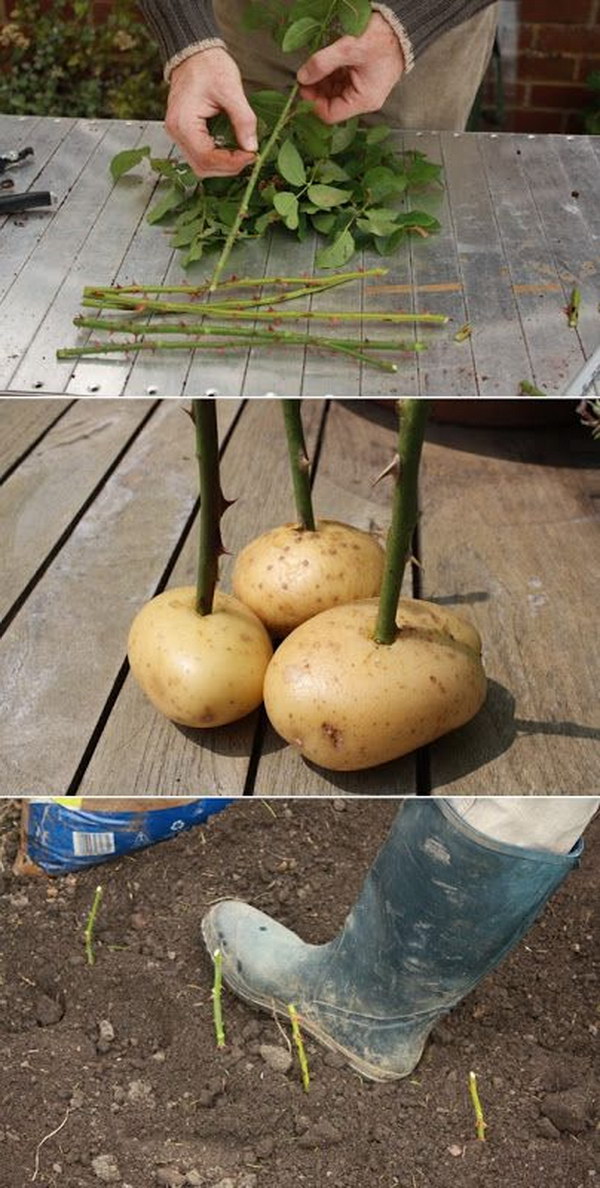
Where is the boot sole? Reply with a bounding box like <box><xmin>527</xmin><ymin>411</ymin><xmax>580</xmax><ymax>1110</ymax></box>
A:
<box><xmin>201</xmin><ymin>916</ymin><xmax>406</xmax><ymax>1083</ymax></box>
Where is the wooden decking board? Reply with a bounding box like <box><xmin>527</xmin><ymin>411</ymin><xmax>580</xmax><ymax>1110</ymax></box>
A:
<box><xmin>1</xmin><ymin>398</ymin><xmax>598</xmax><ymax>795</ymax></box>
<box><xmin>2</xmin><ymin>117</ymin><xmax>598</xmax><ymax>398</ymax></box>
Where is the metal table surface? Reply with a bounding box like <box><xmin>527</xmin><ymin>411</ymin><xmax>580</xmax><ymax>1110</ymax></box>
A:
<box><xmin>1</xmin><ymin>114</ymin><xmax>599</xmax><ymax>399</ymax></box>
<box><xmin>2</xmin><ymin>397</ymin><xmax>598</xmax><ymax>796</ymax></box>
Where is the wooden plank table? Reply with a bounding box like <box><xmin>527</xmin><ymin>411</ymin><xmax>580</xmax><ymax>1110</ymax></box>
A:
<box><xmin>1</xmin><ymin>115</ymin><xmax>599</xmax><ymax>399</ymax></box>
<box><xmin>1</xmin><ymin>397</ymin><xmax>598</xmax><ymax>796</ymax></box>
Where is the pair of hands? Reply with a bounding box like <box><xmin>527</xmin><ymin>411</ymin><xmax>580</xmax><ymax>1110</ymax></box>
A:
<box><xmin>166</xmin><ymin>13</ymin><xmax>405</xmax><ymax>178</ymax></box>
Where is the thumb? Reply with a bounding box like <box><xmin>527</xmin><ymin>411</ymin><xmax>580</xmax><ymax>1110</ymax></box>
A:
<box><xmin>297</xmin><ymin>39</ymin><xmax>355</xmax><ymax>85</ymax></box>
<box><xmin>223</xmin><ymin>92</ymin><xmax>258</xmax><ymax>153</ymax></box>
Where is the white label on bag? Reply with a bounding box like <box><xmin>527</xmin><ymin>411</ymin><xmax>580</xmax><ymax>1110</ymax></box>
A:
<box><xmin>72</xmin><ymin>831</ymin><xmax>116</xmax><ymax>857</ymax></box>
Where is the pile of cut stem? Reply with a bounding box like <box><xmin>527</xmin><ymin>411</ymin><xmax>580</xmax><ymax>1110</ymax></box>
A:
<box><xmin>56</xmin><ymin>269</ymin><xmax>448</xmax><ymax>373</ymax></box>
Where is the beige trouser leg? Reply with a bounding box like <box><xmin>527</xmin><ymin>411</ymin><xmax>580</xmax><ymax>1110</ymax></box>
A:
<box><xmin>448</xmin><ymin>796</ymin><xmax>600</xmax><ymax>854</ymax></box>
<box><xmin>213</xmin><ymin>1</ymin><xmax>499</xmax><ymax>131</ymax></box>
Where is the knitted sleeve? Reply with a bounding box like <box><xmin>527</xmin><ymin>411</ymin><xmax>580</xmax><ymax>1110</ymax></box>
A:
<box><xmin>139</xmin><ymin>0</ymin><xmax>496</xmax><ymax>77</ymax></box>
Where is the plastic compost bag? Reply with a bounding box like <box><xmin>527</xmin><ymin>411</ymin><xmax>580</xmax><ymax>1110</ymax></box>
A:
<box><xmin>15</xmin><ymin>797</ymin><xmax>233</xmax><ymax>876</ymax></box>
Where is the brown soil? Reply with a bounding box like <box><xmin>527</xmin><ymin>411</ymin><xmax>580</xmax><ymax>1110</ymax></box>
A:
<box><xmin>0</xmin><ymin>799</ymin><xmax>598</xmax><ymax>1188</ymax></box>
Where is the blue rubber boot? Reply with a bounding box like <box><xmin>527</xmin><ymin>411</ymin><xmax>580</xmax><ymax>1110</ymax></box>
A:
<box><xmin>201</xmin><ymin>800</ymin><xmax>582</xmax><ymax>1081</ymax></box>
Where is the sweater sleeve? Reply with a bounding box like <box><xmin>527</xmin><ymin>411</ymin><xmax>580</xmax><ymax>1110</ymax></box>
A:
<box><xmin>138</xmin><ymin>1</ymin><xmax>221</xmax><ymax>67</ymax></box>
<box><xmin>383</xmin><ymin>0</ymin><xmax>495</xmax><ymax>62</ymax></box>
<box><xmin>138</xmin><ymin>0</ymin><xmax>496</xmax><ymax>75</ymax></box>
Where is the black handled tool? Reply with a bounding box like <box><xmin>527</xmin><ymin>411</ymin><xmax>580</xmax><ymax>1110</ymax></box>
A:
<box><xmin>0</xmin><ymin>190</ymin><xmax>55</xmax><ymax>214</ymax></box>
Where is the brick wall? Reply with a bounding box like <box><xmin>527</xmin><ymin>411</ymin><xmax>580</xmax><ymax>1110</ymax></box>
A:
<box><xmin>488</xmin><ymin>0</ymin><xmax>600</xmax><ymax>132</ymax></box>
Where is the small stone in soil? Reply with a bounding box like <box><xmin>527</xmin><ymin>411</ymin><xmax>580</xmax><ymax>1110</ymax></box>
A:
<box><xmin>536</xmin><ymin>1117</ymin><xmax>561</xmax><ymax>1140</ymax></box>
<box><xmin>91</xmin><ymin>1153</ymin><xmax>120</xmax><ymax>1182</ymax></box>
<box><xmin>298</xmin><ymin>1119</ymin><xmax>343</xmax><ymax>1148</ymax></box>
<box><xmin>155</xmin><ymin>1167</ymin><xmax>186</xmax><ymax>1187</ymax></box>
<box><xmin>127</xmin><ymin>1079</ymin><xmax>156</xmax><ymax>1107</ymax></box>
<box><xmin>35</xmin><ymin>993</ymin><xmax>64</xmax><ymax>1026</ymax></box>
<box><xmin>541</xmin><ymin>1089</ymin><xmax>590</xmax><ymax>1134</ymax></box>
<box><xmin>259</xmin><ymin>1043</ymin><xmax>292</xmax><ymax>1073</ymax></box>
<box><xmin>255</xmin><ymin>1136</ymin><xmax>275</xmax><ymax>1159</ymax></box>
<box><xmin>184</xmin><ymin>1172</ymin><xmax>203</xmax><ymax>1187</ymax></box>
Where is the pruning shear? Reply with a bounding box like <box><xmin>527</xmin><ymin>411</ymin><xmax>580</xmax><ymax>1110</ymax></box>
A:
<box><xmin>0</xmin><ymin>145</ymin><xmax>34</xmax><ymax>174</ymax></box>
<box><xmin>0</xmin><ymin>146</ymin><xmax>55</xmax><ymax>213</ymax></box>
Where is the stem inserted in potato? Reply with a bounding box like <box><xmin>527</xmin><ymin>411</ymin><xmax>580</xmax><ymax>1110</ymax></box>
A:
<box><xmin>374</xmin><ymin>400</ymin><xmax>430</xmax><ymax>645</ymax></box>
<box><xmin>193</xmin><ymin>399</ymin><xmax>231</xmax><ymax>616</ymax></box>
<box><xmin>281</xmin><ymin>400</ymin><xmax>316</xmax><ymax>532</ymax></box>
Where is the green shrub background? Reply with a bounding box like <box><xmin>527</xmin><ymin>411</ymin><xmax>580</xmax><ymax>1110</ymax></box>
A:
<box><xmin>0</xmin><ymin>0</ymin><xmax>165</xmax><ymax>118</ymax></box>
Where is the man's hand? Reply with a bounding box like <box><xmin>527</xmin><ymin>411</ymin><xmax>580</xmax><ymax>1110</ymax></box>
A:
<box><xmin>166</xmin><ymin>48</ymin><xmax>258</xmax><ymax>178</ymax></box>
<box><xmin>297</xmin><ymin>13</ymin><xmax>405</xmax><ymax>123</ymax></box>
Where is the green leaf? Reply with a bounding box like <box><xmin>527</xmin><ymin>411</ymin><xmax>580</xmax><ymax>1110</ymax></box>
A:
<box><xmin>282</xmin><ymin>16</ymin><xmax>321</xmax><ymax>52</ymax></box>
<box><xmin>337</xmin><ymin>0</ymin><xmax>371</xmax><ymax>37</ymax></box>
<box><xmin>403</xmin><ymin>152</ymin><xmax>443</xmax><ymax>188</ymax></box>
<box><xmin>373</xmin><ymin>228</ymin><xmax>407</xmax><ymax>256</ymax></box>
<box><xmin>393</xmin><ymin>210</ymin><xmax>441</xmax><ymax>232</ymax></box>
<box><xmin>315</xmin><ymin>159</ymin><xmax>350</xmax><ymax>183</ymax></box>
<box><xmin>311</xmin><ymin>211</ymin><xmax>336</xmax><ymax>234</ymax></box>
<box><xmin>357</xmin><ymin>207</ymin><xmax>403</xmax><ymax>237</ymax></box>
<box><xmin>182</xmin><ymin>237</ymin><xmax>206</xmax><ymax>267</ymax></box>
<box><xmin>330</xmin><ymin>118</ymin><xmax>359</xmax><ymax>155</ymax></box>
<box><xmin>273</xmin><ymin>190</ymin><xmax>300</xmax><ymax>229</ymax></box>
<box><xmin>277</xmin><ymin>138</ymin><xmax>307</xmax><ymax>187</ymax></box>
<box><xmin>146</xmin><ymin>185</ymin><xmax>185</xmax><ymax>224</ymax></box>
<box><xmin>255</xmin><ymin>210</ymin><xmax>279</xmax><ymax>234</ymax></box>
<box><xmin>307</xmin><ymin>183</ymin><xmax>352</xmax><ymax>208</ymax></box>
<box><xmin>293</xmin><ymin>107</ymin><xmax>333</xmax><ymax>158</ymax></box>
<box><xmin>315</xmin><ymin>227</ymin><xmax>356</xmax><ymax>269</ymax></box>
<box><xmin>249</xmin><ymin>90</ymin><xmax>289</xmax><ymax>128</ymax></box>
<box><xmin>365</xmin><ymin>124</ymin><xmax>391</xmax><ymax>145</ymax></box>
<box><xmin>364</xmin><ymin>165</ymin><xmax>407</xmax><ymax>201</ymax></box>
<box><xmin>110</xmin><ymin>145</ymin><xmax>150</xmax><ymax>180</ymax></box>
<box><xmin>171</xmin><ymin>218</ymin><xmax>212</xmax><ymax>248</ymax></box>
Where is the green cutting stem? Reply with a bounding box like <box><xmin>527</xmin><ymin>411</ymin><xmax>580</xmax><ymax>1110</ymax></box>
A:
<box><xmin>567</xmin><ymin>287</ymin><xmax>581</xmax><ymax>329</ymax></box>
<box><xmin>282</xmin><ymin>401</ymin><xmax>316</xmax><ymax>531</ymax></box>
<box><xmin>374</xmin><ymin>400</ymin><xmax>430</xmax><ymax>646</ymax></box>
<box><xmin>58</xmin><ymin>334</ymin><xmax>403</xmax><ymax>373</ymax></box>
<box><xmin>207</xmin><ymin>0</ymin><xmax>345</xmax><ymax>289</ymax></box>
<box><xmin>82</xmin><ymin>268</ymin><xmax>388</xmax><ymax>297</ymax></box>
<box><xmin>72</xmin><ymin>314</ymin><xmax>424</xmax><ymax>353</ymax></box>
<box><xmin>80</xmin><ymin>295</ymin><xmax>447</xmax><ymax>325</ymax></box>
<box><xmin>518</xmin><ymin>380</ymin><xmax>547</xmax><ymax>396</ymax></box>
<box><xmin>208</xmin><ymin>83</ymin><xmax>300</xmax><ymax>291</ymax></box>
<box><xmin>468</xmin><ymin>1070</ymin><xmax>487</xmax><ymax>1141</ymax></box>
<box><xmin>212</xmin><ymin>949</ymin><xmax>226</xmax><ymax>1048</ymax></box>
<box><xmin>193</xmin><ymin>398</ymin><xmax>227</xmax><ymax>616</ymax></box>
<box><xmin>288</xmin><ymin>1004</ymin><xmax>310</xmax><ymax>1092</ymax></box>
<box><xmin>84</xmin><ymin>885</ymin><xmax>104</xmax><ymax>966</ymax></box>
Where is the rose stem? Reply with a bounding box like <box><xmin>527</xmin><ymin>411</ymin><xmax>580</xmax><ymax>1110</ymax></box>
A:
<box><xmin>208</xmin><ymin>83</ymin><xmax>300</xmax><ymax>292</ymax></box>
<box><xmin>82</xmin><ymin>269</ymin><xmax>388</xmax><ymax>297</ymax></box>
<box><xmin>80</xmin><ymin>294</ymin><xmax>448</xmax><ymax>325</ymax></box>
<box><xmin>193</xmin><ymin>398</ymin><xmax>229</xmax><ymax>615</ymax></box>
<box><xmin>58</xmin><ymin>335</ymin><xmax>401</xmax><ymax>372</ymax></box>
<box><xmin>373</xmin><ymin>400</ymin><xmax>430</xmax><ymax>645</ymax></box>
<box><xmin>84</xmin><ymin>885</ymin><xmax>103</xmax><ymax>966</ymax></box>
<box><xmin>212</xmin><ymin>949</ymin><xmax>226</xmax><ymax>1048</ymax></box>
<box><xmin>288</xmin><ymin>1004</ymin><xmax>310</xmax><ymax>1092</ymax></box>
<box><xmin>86</xmin><ymin>275</ymin><xmax>369</xmax><ymax>313</ymax></box>
<box><xmin>281</xmin><ymin>400</ymin><xmax>316</xmax><ymax>531</ymax></box>
<box><xmin>468</xmin><ymin>1071</ymin><xmax>487</xmax><ymax>1141</ymax></box>
<box><xmin>72</xmin><ymin>314</ymin><xmax>424</xmax><ymax>353</ymax></box>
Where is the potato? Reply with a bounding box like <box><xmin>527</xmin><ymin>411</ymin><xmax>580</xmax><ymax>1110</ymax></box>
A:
<box><xmin>263</xmin><ymin>598</ymin><xmax>486</xmax><ymax>770</ymax></box>
<box><xmin>128</xmin><ymin>587</ymin><xmax>272</xmax><ymax>727</ymax></box>
<box><xmin>232</xmin><ymin>519</ymin><xmax>385</xmax><ymax>636</ymax></box>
